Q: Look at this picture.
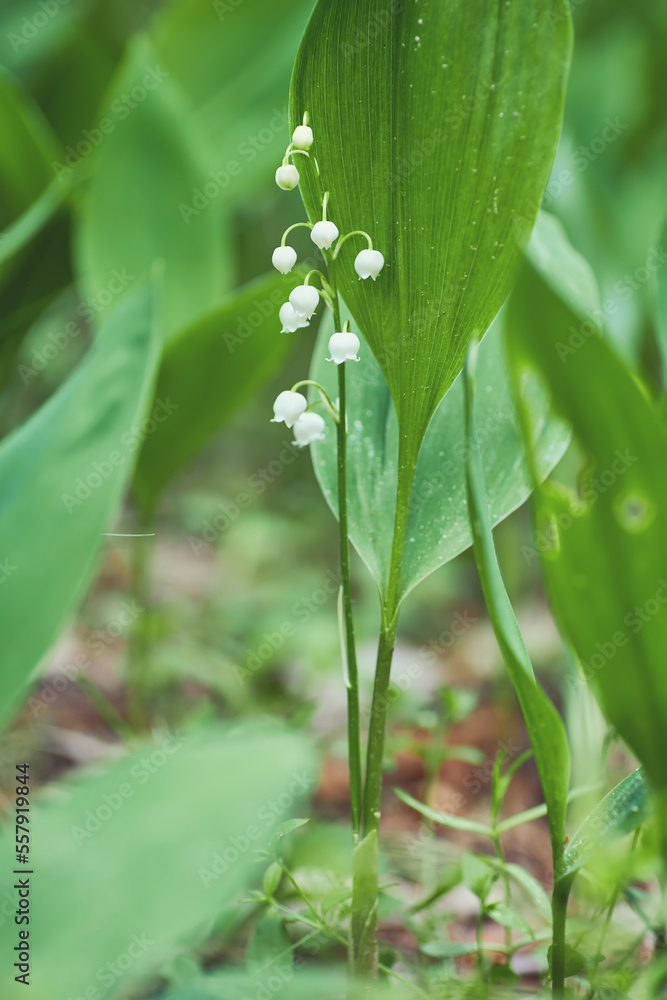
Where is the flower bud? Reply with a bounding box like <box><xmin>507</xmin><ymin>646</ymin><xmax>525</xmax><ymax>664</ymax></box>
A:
<box><xmin>271</xmin><ymin>390</ymin><xmax>307</xmax><ymax>428</ymax></box>
<box><xmin>293</xmin><ymin>411</ymin><xmax>326</xmax><ymax>446</ymax></box>
<box><xmin>272</xmin><ymin>245</ymin><xmax>297</xmax><ymax>274</ymax></box>
<box><xmin>275</xmin><ymin>164</ymin><xmax>299</xmax><ymax>190</ymax></box>
<box><xmin>354</xmin><ymin>248</ymin><xmax>385</xmax><ymax>280</ymax></box>
<box><xmin>279</xmin><ymin>302</ymin><xmax>309</xmax><ymax>333</ymax></box>
<box><xmin>289</xmin><ymin>284</ymin><xmax>320</xmax><ymax>319</ymax></box>
<box><xmin>310</xmin><ymin>220</ymin><xmax>339</xmax><ymax>250</ymax></box>
<box><xmin>292</xmin><ymin>124</ymin><xmax>314</xmax><ymax>150</ymax></box>
<box><xmin>327</xmin><ymin>331</ymin><xmax>361</xmax><ymax>365</ymax></box>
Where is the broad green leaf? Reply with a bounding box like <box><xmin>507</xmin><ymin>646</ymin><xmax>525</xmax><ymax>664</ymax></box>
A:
<box><xmin>309</xmin><ymin>303</ymin><xmax>569</xmax><ymax>600</ymax></box>
<box><xmin>25</xmin><ymin>14</ymin><xmax>120</xmax><ymax>152</ymax></box>
<box><xmin>506</xmin><ymin>214</ymin><xmax>667</xmax><ymax>845</ymax></box>
<box><xmin>0</xmin><ymin>66</ymin><xmax>59</xmax><ymax>229</ymax></box>
<box><xmin>291</xmin><ymin>0</ymin><xmax>572</xmax><ymax>459</ymax></box>
<box><xmin>0</xmin><ymin>69</ymin><xmax>70</xmax><ymax>365</ymax></box>
<box><xmin>158</xmin><ymin>967</ymin><xmax>409</xmax><ymax>1000</ymax></box>
<box><xmin>76</xmin><ymin>37</ymin><xmax>225</xmax><ymax>343</ymax></box>
<box><xmin>0</xmin><ymin>285</ymin><xmax>158</xmax><ymax>732</ymax></box>
<box><xmin>133</xmin><ymin>271</ymin><xmax>299</xmax><ymax>513</ymax></box>
<box><xmin>464</xmin><ymin>351</ymin><xmax>570</xmax><ymax>865</ymax></box>
<box><xmin>560</xmin><ymin>769</ymin><xmax>650</xmax><ymax>880</ymax></box>
<box><xmin>654</xmin><ymin>218</ymin><xmax>667</xmax><ymax>387</ymax></box>
<box><xmin>0</xmin><ymin>1</ymin><xmax>85</xmax><ymax>72</ymax></box>
<box><xmin>394</xmin><ymin>788</ymin><xmax>493</xmax><ymax>838</ymax></box>
<box><xmin>0</xmin><ymin>195</ymin><xmax>73</xmax><ymax>387</ymax></box>
<box><xmin>150</xmin><ymin>0</ymin><xmax>314</xmax><ymax>200</ymax></box>
<box><xmin>0</xmin><ymin>723</ymin><xmax>315</xmax><ymax>1000</ymax></box>
<box><xmin>0</xmin><ymin>175</ymin><xmax>72</xmax><ymax>276</ymax></box>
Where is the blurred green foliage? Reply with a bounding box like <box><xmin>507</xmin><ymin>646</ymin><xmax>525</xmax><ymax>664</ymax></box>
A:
<box><xmin>0</xmin><ymin>0</ymin><xmax>665</xmax><ymax>996</ymax></box>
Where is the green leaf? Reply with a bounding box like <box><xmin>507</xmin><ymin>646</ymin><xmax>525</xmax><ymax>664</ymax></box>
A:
<box><xmin>504</xmin><ymin>863</ymin><xmax>552</xmax><ymax>924</ymax></box>
<box><xmin>0</xmin><ymin>66</ymin><xmax>60</xmax><ymax>229</ymax></box>
<box><xmin>0</xmin><ymin>723</ymin><xmax>315</xmax><ymax>1000</ymax></box>
<box><xmin>0</xmin><ymin>175</ymin><xmax>72</xmax><ymax>278</ymax></box>
<box><xmin>506</xmin><ymin>212</ymin><xmax>667</xmax><ymax>841</ymax></box>
<box><xmin>654</xmin><ymin>218</ymin><xmax>667</xmax><ymax>387</ymax></box>
<box><xmin>0</xmin><ymin>0</ymin><xmax>85</xmax><ymax>74</ymax></box>
<box><xmin>461</xmin><ymin>851</ymin><xmax>497</xmax><ymax>902</ymax></box>
<box><xmin>0</xmin><ymin>191</ymin><xmax>72</xmax><ymax>386</ymax></box>
<box><xmin>547</xmin><ymin>943</ymin><xmax>587</xmax><ymax>980</ymax></box>
<box><xmin>421</xmin><ymin>939</ymin><xmax>507</xmax><ymax>959</ymax></box>
<box><xmin>491</xmin><ymin>749</ymin><xmax>533</xmax><ymax>828</ymax></box>
<box><xmin>487</xmin><ymin>902</ymin><xmax>533</xmax><ymax>938</ymax></box>
<box><xmin>150</xmin><ymin>0</ymin><xmax>314</xmax><ymax>201</ymax></box>
<box><xmin>76</xmin><ymin>37</ymin><xmax>225</xmax><ymax>344</ymax></box>
<box><xmin>494</xmin><ymin>782</ymin><xmax>598</xmax><ymax>835</ymax></box>
<box><xmin>291</xmin><ymin>0</ymin><xmax>572</xmax><ymax>459</ymax></box>
<box><xmin>309</xmin><ymin>307</ymin><xmax>569</xmax><ymax>599</ymax></box>
<box><xmin>489</xmin><ymin>964</ymin><xmax>519</xmax><ymax>987</ymax></box>
<box><xmin>0</xmin><ymin>284</ymin><xmax>158</xmax><ymax>732</ymax></box>
<box><xmin>560</xmin><ymin>769</ymin><xmax>650</xmax><ymax>880</ymax></box>
<box><xmin>261</xmin><ymin>861</ymin><xmax>283</xmax><ymax>898</ymax></box>
<box><xmin>271</xmin><ymin>817</ymin><xmax>310</xmax><ymax>843</ymax></box>
<box><xmin>133</xmin><ymin>271</ymin><xmax>299</xmax><ymax>513</ymax></box>
<box><xmin>395</xmin><ymin>788</ymin><xmax>493</xmax><ymax>838</ymax></box>
<box><xmin>463</xmin><ymin>349</ymin><xmax>570</xmax><ymax>865</ymax></box>
<box><xmin>246</xmin><ymin>910</ymin><xmax>291</xmax><ymax>973</ymax></box>
<box><xmin>0</xmin><ymin>69</ymin><xmax>70</xmax><ymax>374</ymax></box>
<box><xmin>156</xmin><ymin>967</ymin><xmax>412</xmax><ymax>1000</ymax></box>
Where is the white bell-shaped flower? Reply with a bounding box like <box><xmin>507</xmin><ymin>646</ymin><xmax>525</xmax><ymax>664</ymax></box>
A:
<box><xmin>293</xmin><ymin>411</ymin><xmax>326</xmax><ymax>447</ymax></box>
<box><xmin>279</xmin><ymin>302</ymin><xmax>309</xmax><ymax>333</ymax></box>
<box><xmin>310</xmin><ymin>220</ymin><xmax>339</xmax><ymax>250</ymax></box>
<box><xmin>327</xmin><ymin>331</ymin><xmax>361</xmax><ymax>365</ymax></box>
<box><xmin>354</xmin><ymin>248</ymin><xmax>385</xmax><ymax>280</ymax></box>
<box><xmin>275</xmin><ymin>164</ymin><xmax>299</xmax><ymax>190</ymax></box>
<box><xmin>271</xmin><ymin>391</ymin><xmax>308</xmax><ymax>428</ymax></box>
<box><xmin>272</xmin><ymin>245</ymin><xmax>297</xmax><ymax>274</ymax></box>
<box><xmin>289</xmin><ymin>284</ymin><xmax>319</xmax><ymax>318</ymax></box>
<box><xmin>292</xmin><ymin>125</ymin><xmax>313</xmax><ymax>150</ymax></box>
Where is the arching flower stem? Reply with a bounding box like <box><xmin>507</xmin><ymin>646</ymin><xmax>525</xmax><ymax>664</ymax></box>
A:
<box><xmin>291</xmin><ymin>380</ymin><xmax>340</xmax><ymax>423</ymax></box>
<box><xmin>332</xmin><ymin>230</ymin><xmax>374</xmax><ymax>259</ymax></box>
<box><xmin>281</xmin><ymin>222</ymin><xmax>313</xmax><ymax>246</ymax></box>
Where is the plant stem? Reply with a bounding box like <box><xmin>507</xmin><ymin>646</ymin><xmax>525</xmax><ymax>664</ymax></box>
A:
<box><xmin>362</xmin><ymin>444</ymin><xmax>415</xmax><ymax>838</ymax></box>
<box><xmin>325</xmin><ymin>256</ymin><xmax>363</xmax><ymax>841</ymax></box>
<box><xmin>551</xmin><ymin>874</ymin><xmax>574</xmax><ymax>997</ymax></box>
<box><xmin>336</xmin><ymin>362</ymin><xmax>363</xmax><ymax>839</ymax></box>
<box><xmin>350</xmin><ymin>444</ymin><xmax>415</xmax><ymax>977</ymax></box>
<box><xmin>491</xmin><ymin>832</ymin><xmax>513</xmax><ymax>954</ymax></box>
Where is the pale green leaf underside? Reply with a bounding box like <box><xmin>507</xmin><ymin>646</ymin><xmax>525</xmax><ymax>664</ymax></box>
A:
<box><xmin>310</xmin><ymin>308</ymin><xmax>568</xmax><ymax>601</ymax></box>
<box><xmin>464</xmin><ymin>354</ymin><xmax>570</xmax><ymax>863</ymax></box>
<box><xmin>291</xmin><ymin>0</ymin><xmax>572</xmax><ymax>454</ymax></box>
